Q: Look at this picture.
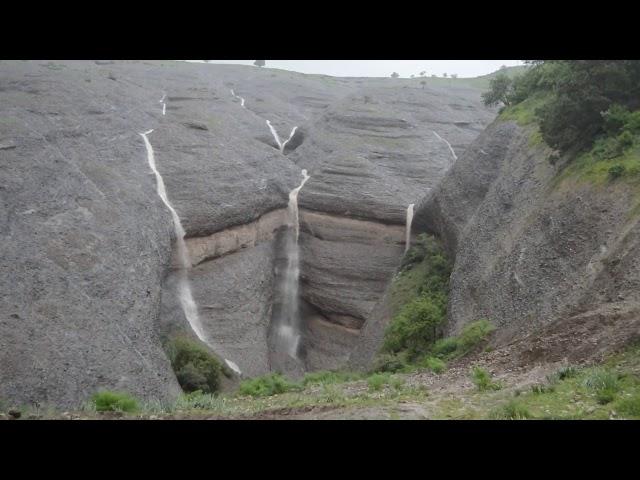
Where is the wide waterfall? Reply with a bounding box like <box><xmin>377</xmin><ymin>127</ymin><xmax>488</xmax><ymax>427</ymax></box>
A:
<box><xmin>139</xmin><ymin>130</ymin><xmax>207</xmax><ymax>343</ymax></box>
<box><xmin>273</xmin><ymin>169</ymin><xmax>311</xmax><ymax>358</ymax></box>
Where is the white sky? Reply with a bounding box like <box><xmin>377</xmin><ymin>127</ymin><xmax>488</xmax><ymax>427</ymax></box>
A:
<box><xmin>191</xmin><ymin>60</ymin><xmax>524</xmax><ymax>78</ymax></box>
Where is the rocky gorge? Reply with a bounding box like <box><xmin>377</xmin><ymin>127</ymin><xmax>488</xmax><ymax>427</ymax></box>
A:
<box><xmin>2</xmin><ymin>60</ymin><xmax>638</xmax><ymax>412</ymax></box>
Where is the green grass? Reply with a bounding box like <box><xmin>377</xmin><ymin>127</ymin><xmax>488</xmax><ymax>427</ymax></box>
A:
<box><xmin>91</xmin><ymin>391</ymin><xmax>139</xmax><ymax>413</ymax></box>
<box><xmin>302</xmin><ymin>370</ymin><xmax>363</xmax><ymax>386</ymax></box>
<box><xmin>582</xmin><ymin>368</ymin><xmax>621</xmax><ymax>404</ymax></box>
<box><xmin>471</xmin><ymin>367</ymin><xmax>502</xmax><ymax>392</ymax></box>
<box><xmin>488</xmin><ymin>400</ymin><xmax>532</xmax><ymax>420</ymax></box>
<box><xmin>498</xmin><ymin>93</ymin><xmax>549</xmax><ymax>126</ymax></box>
<box><xmin>367</xmin><ymin>373</ymin><xmax>392</xmax><ymax>392</ymax></box>
<box><xmin>431</xmin><ymin>319</ymin><xmax>496</xmax><ymax>361</ymax></box>
<box><xmin>614</xmin><ymin>393</ymin><xmax>640</xmax><ymax>418</ymax></box>
<box><xmin>238</xmin><ymin>373</ymin><xmax>301</xmax><ymax>397</ymax></box>
<box><xmin>419</xmin><ymin>356</ymin><xmax>446</xmax><ymax>374</ymax></box>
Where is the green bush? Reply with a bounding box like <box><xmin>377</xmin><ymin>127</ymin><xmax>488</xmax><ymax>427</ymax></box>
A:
<box><xmin>583</xmin><ymin>368</ymin><xmax>621</xmax><ymax>404</ymax></box>
<box><xmin>470</xmin><ymin>367</ymin><xmax>502</xmax><ymax>392</ymax></box>
<box><xmin>92</xmin><ymin>391</ymin><xmax>139</xmax><ymax>413</ymax></box>
<box><xmin>370</xmin><ymin>353</ymin><xmax>409</xmax><ymax>373</ymax></box>
<box><xmin>547</xmin><ymin>365</ymin><xmax>579</xmax><ymax>384</ymax></box>
<box><xmin>420</xmin><ymin>356</ymin><xmax>446</xmax><ymax>374</ymax></box>
<box><xmin>489</xmin><ymin>400</ymin><xmax>532</xmax><ymax>420</ymax></box>
<box><xmin>608</xmin><ymin>164</ymin><xmax>626</xmax><ymax>180</ymax></box>
<box><xmin>367</xmin><ymin>373</ymin><xmax>392</xmax><ymax>392</ymax></box>
<box><xmin>167</xmin><ymin>336</ymin><xmax>223</xmax><ymax>394</ymax></box>
<box><xmin>457</xmin><ymin>319</ymin><xmax>496</xmax><ymax>354</ymax></box>
<box><xmin>238</xmin><ymin>373</ymin><xmax>300</xmax><ymax>397</ymax></box>
<box><xmin>615</xmin><ymin>393</ymin><xmax>640</xmax><ymax>418</ymax></box>
<box><xmin>383</xmin><ymin>234</ymin><xmax>451</xmax><ymax>359</ymax></box>
<box><xmin>431</xmin><ymin>337</ymin><xmax>460</xmax><ymax>358</ymax></box>
<box><xmin>430</xmin><ymin>320</ymin><xmax>495</xmax><ymax>360</ymax></box>
<box><xmin>383</xmin><ymin>296</ymin><xmax>444</xmax><ymax>356</ymax></box>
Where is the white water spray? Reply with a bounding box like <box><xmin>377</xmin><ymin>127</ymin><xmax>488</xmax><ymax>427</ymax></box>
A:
<box><xmin>281</xmin><ymin>126</ymin><xmax>298</xmax><ymax>152</ymax></box>
<box><xmin>405</xmin><ymin>203</ymin><xmax>415</xmax><ymax>253</ymax></box>
<box><xmin>266</xmin><ymin>121</ymin><xmax>297</xmax><ymax>153</ymax></box>
<box><xmin>432</xmin><ymin>130</ymin><xmax>457</xmax><ymax>161</ymax></box>
<box><xmin>159</xmin><ymin>94</ymin><xmax>166</xmax><ymax>116</ymax></box>
<box><xmin>139</xmin><ymin>130</ymin><xmax>207</xmax><ymax>343</ymax></box>
<box><xmin>230</xmin><ymin>89</ymin><xmax>246</xmax><ymax>108</ymax></box>
<box><xmin>274</xmin><ymin>169</ymin><xmax>310</xmax><ymax>358</ymax></box>
<box><xmin>266</xmin><ymin>120</ymin><xmax>283</xmax><ymax>151</ymax></box>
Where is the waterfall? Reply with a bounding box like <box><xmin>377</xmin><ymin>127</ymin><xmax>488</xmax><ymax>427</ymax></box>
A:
<box><xmin>274</xmin><ymin>169</ymin><xmax>310</xmax><ymax>358</ymax></box>
<box><xmin>405</xmin><ymin>203</ymin><xmax>415</xmax><ymax>253</ymax></box>
<box><xmin>266</xmin><ymin>121</ymin><xmax>297</xmax><ymax>153</ymax></box>
<box><xmin>432</xmin><ymin>130</ymin><xmax>457</xmax><ymax>161</ymax></box>
<box><xmin>281</xmin><ymin>126</ymin><xmax>298</xmax><ymax>152</ymax></box>
<box><xmin>159</xmin><ymin>94</ymin><xmax>166</xmax><ymax>116</ymax></box>
<box><xmin>139</xmin><ymin>130</ymin><xmax>207</xmax><ymax>343</ymax></box>
<box><xmin>230</xmin><ymin>89</ymin><xmax>246</xmax><ymax>108</ymax></box>
<box><xmin>266</xmin><ymin>120</ymin><xmax>283</xmax><ymax>151</ymax></box>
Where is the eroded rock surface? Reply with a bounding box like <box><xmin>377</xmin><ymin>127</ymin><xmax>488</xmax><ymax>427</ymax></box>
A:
<box><xmin>0</xmin><ymin>60</ymin><xmax>495</xmax><ymax>406</ymax></box>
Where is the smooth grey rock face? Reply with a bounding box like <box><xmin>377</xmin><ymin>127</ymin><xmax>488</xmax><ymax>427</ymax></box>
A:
<box><xmin>0</xmin><ymin>60</ymin><xmax>495</xmax><ymax>405</ymax></box>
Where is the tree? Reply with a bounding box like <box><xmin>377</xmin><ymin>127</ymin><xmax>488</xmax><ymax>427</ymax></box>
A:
<box><xmin>420</xmin><ymin>71</ymin><xmax>426</xmax><ymax>77</ymax></box>
<box><xmin>391</xmin><ymin>72</ymin><xmax>399</xmax><ymax>78</ymax></box>
<box><xmin>451</xmin><ymin>73</ymin><xmax>458</xmax><ymax>79</ymax></box>
<box><xmin>420</xmin><ymin>80</ymin><xmax>426</xmax><ymax>89</ymax></box>
<box><xmin>481</xmin><ymin>72</ymin><xmax>512</xmax><ymax>107</ymax></box>
<box><xmin>443</xmin><ymin>73</ymin><xmax>448</xmax><ymax>78</ymax></box>
<box><xmin>410</xmin><ymin>74</ymin><xmax>415</xmax><ymax>79</ymax></box>
<box><xmin>431</xmin><ymin>74</ymin><xmax>436</xmax><ymax>78</ymax></box>
<box><xmin>254</xmin><ymin>60</ymin><xmax>266</xmax><ymax>67</ymax></box>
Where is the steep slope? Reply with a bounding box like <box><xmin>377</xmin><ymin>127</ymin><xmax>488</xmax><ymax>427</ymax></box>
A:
<box><xmin>0</xmin><ymin>60</ymin><xmax>495</xmax><ymax>406</ymax></box>
<box><xmin>413</xmin><ymin>119</ymin><xmax>640</xmax><ymax>352</ymax></box>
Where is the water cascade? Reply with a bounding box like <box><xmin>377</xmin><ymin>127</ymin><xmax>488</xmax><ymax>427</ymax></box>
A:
<box><xmin>230</xmin><ymin>89</ymin><xmax>246</xmax><ymax>108</ymax></box>
<box><xmin>266</xmin><ymin>121</ymin><xmax>297</xmax><ymax>153</ymax></box>
<box><xmin>405</xmin><ymin>203</ymin><xmax>415</xmax><ymax>253</ymax></box>
<box><xmin>266</xmin><ymin>120</ymin><xmax>283</xmax><ymax>151</ymax></box>
<box><xmin>159</xmin><ymin>93</ymin><xmax>166</xmax><ymax>116</ymax></box>
<box><xmin>139</xmin><ymin>130</ymin><xmax>206</xmax><ymax>342</ymax></box>
<box><xmin>432</xmin><ymin>130</ymin><xmax>457</xmax><ymax>161</ymax></box>
<box><xmin>273</xmin><ymin>169</ymin><xmax>311</xmax><ymax>358</ymax></box>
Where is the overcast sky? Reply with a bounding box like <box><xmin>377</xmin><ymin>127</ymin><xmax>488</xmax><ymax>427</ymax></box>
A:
<box><xmin>190</xmin><ymin>60</ymin><xmax>524</xmax><ymax>78</ymax></box>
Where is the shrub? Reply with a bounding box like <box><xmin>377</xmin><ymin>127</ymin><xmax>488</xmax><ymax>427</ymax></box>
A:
<box><xmin>583</xmin><ymin>368</ymin><xmax>621</xmax><ymax>404</ymax></box>
<box><xmin>608</xmin><ymin>164</ymin><xmax>626</xmax><ymax>181</ymax></box>
<box><xmin>420</xmin><ymin>356</ymin><xmax>446</xmax><ymax>374</ymax></box>
<box><xmin>238</xmin><ymin>373</ymin><xmax>300</xmax><ymax>397</ymax></box>
<box><xmin>547</xmin><ymin>365</ymin><xmax>579</xmax><ymax>384</ymax></box>
<box><xmin>167</xmin><ymin>336</ymin><xmax>223</xmax><ymax>394</ymax></box>
<box><xmin>92</xmin><ymin>391</ymin><xmax>139</xmax><ymax>413</ymax></box>
<box><xmin>471</xmin><ymin>367</ymin><xmax>502</xmax><ymax>392</ymax></box>
<box><xmin>431</xmin><ymin>337</ymin><xmax>460</xmax><ymax>358</ymax></box>
<box><xmin>457</xmin><ymin>319</ymin><xmax>495</xmax><ymax>353</ymax></box>
<box><xmin>370</xmin><ymin>353</ymin><xmax>409</xmax><ymax>373</ymax></box>
<box><xmin>614</xmin><ymin>393</ymin><xmax>640</xmax><ymax>418</ymax></box>
<box><xmin>383</xmin><ymin>234</ymin><xmax>451</xmax><ymax>359</ymax></box>
<box><xmin>383</xmin><ymin>295</ymin><xmax>444</xmax><ymax>356</ymax></box>
<box><xmin>489</xmin><ymin>400</ymin><xmax>532</xmax><ymax>420</ymax></box>
<box><xmin>431</xmin><ymin>320</ymin><xmax>495</xmax><ymax>360</ymax></box>
<box><xmin>367</xmin><ymin>373</ymin><xmax>392</xmax><ymax>392</ymax></box>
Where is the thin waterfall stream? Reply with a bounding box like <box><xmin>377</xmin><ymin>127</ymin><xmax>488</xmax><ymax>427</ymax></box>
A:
<box><xmin>273</xmin><ymin>169</ymin><xmax>311</xmax><ymax>358</ymax></box>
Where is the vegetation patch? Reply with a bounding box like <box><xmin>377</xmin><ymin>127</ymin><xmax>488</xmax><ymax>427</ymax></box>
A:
<box><xmin>302</xmin><ymin>370</ymin><xmax>363</xmax><ymax>386</ymax></box>
<box><xmin>382</xmin><ymin>234</ymin><xmax>451</xmax><ymax>359</ymax></box>
<box><xmin>91</xmin><ymin>391</ymin><xmax>139</xmax><ymax>413</ymax></box>
<box><xmin>470</xmin><ymin>367</ymin><xmax>502</xmax><ymax>392</ymax></box>
<box><xmin>166</xmin><ymin>336</ymin><xmax>224</xmax><ymax>394</ymax></box>
<box><xmin>488</xmin><ymin>400</ymin><xmax>532</xmax><ymax>420</ymax></box>
<box><xmin>238</xmin><ymin>373</ymin><xmax>301</xmax><ymax>398</ymax></box>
